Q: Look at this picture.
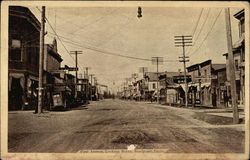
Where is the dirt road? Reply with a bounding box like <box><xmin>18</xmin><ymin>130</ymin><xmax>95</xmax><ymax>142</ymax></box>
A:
<box><xmin>8</xmin><ymin>99</ymin><xmax>244</xmax><ymax>153</ymax></box>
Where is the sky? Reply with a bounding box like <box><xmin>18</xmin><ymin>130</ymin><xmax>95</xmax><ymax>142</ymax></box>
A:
<box><xmin>28</xmin><ymin>6</ymin><xmax>242</xmax><ymax>93</ymax></box>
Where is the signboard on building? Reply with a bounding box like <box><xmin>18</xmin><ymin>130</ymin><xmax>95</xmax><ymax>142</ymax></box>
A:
<box><xmin>59</xmin><ymin>65</ymin><xmax>78</xmax><ymax>71</ymax></box>
<box><xmin>173</xmin><ymin>75</ymin><xmax>191</xmax><ymax>84</ymax></box>
<box><xmin>194</xmin><ymin>75</ymin><xmax>217</xmax><ymax>79</ymax></box>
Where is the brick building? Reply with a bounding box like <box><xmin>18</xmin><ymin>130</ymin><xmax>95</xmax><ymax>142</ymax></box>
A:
<box><xmin>8</xmin><ymin>6</ymin><xmax>40</xmax><ymax>110</ymax></box>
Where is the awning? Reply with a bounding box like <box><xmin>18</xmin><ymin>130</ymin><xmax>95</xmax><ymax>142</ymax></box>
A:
<box><xmin>54</xmin><ymin>76</ymin><xmax>64</xmax><ymax>84</ymax></box>
<box><xmin>188</xmin><ymin>82</ymin><xmax>210</xmax><ymax>88</ymax></box>
<box><xmin>166</xmin><ymin>84</ymin><xmax>181</xmax><ymax>89</ymax></box>
<box><xmin>54</xmin><ymin>86</ymin><xmax>71</xmax><ymax>92</ymax></box>
<box><xmin>201</xmin><ymin>82</ymin><xmax>211</xmax><ymax>88</ymax></box>
<box><xmin>180</xmin><ymin>84</ymin><xmax>187</xmax><ymax>92</ymax></box>
<box><xmin>233</xmin><ymin>36</ymin><xmax>244</xmax><ymax>49</ymax></box>
<box><xmin>188</xmin><ymin>83</ymin><xmax>199</xmax><ymax>87</ymax></box>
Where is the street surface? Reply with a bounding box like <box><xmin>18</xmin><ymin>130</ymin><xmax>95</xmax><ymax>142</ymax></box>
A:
<box><xmin>8</xmin><ymin>99</ymin><xmax>244</xmax><ymax>153</ymax></box>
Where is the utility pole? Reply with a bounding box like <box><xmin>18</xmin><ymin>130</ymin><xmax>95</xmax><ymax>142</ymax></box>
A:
<box><xmin>125</xmin><ymin>78</ymin><xmax>131</xmax><ymax>100</ymax></box>
<box><xmin>225</xmin><ymin>8</ymin><xmax>239</xmax><ymax>124</ymax></box>
<box><xmin>132</xmin><ymin>73</ymin><xmax>138</xmax><ymax>101</ymax></box>
<box><xmin>89</xmin><ymin>74</ymin><xmax>94</xmax><ymax>101</ymax></box>
<box><xmin>198</xmin><ymin>65</ymin><xmax>202</xmax><ymax>105</ymax></box>
<box><xmin>174</xmin><ymin>35</ymin><xmax>192</xmax><ymax>107</ymax></box>
<box><xmin>152</xmin><ymin>57</ymin><xmax>163</xmax><ymax>104</ymax></box>
<box><xmin>93</xmin><ymin>77</ymin><xmax>97</xmax><ymax>100</ymax></box>
<box><xmin>85</xmin><ymin>67</ymin><xmax>90</xmax><ymax>101</ymax></box>
<box><xmin>139</xmin><ymin>67</ymin><xmax>148</xmax><ymax>78</ymax></box>
<box><xmin>37</xmin><ymin>6</ymin><xmax>45</xmax><ymax>114</ymax></box>
<box><xmin>123</xmin><ymin>82</ymin><xmax>126</xmax><ymax>100</ymax></box>
<box><xmin>139</xmin><ymin>67</ymin><xmax>148</xmax><ymax>101</ymax></box>
<box><xmin>70</xmin><ymin>51</ymin><xmax>82</xmax><ymax>99</ymax></box>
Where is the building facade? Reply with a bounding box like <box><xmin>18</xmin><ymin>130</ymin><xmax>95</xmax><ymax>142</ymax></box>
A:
<box><xmin>8</xmin><ymin>6</ymin><xmax>41</xmax><ymax>110</ymax></box>
<box><xmin>223</xmin><ymin>9</ymin><xmax>245</xmax><ymax>105</ymax></box>
<box><xmin>187</xmin><ymin>60</ymin><xmax>226</xmax><ymax>107</ymax></box>
<box><xmin>43</xmin><ymin>39</ymin><xmax>64</xmax><ymax>110</ymax></box>
<box><xmin>158</xmin><ymin>72</ymin><xmax>189</xmax><ymax>105</ymax></box>
<box><xmin>144</xmin><ymin>72</ymin><xmax>165</xmax><ymax>100</ymax></box>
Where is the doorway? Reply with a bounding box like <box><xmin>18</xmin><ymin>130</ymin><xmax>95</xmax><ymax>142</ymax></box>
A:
<box><xmin>9</xmin><ymin>78</ymin><xmax>23</xmax><ymax>110</ymax></box>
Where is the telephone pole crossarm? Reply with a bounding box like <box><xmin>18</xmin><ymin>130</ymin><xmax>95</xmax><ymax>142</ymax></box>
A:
<box><xmin>174</xmin><ymin>35</ymin><xmax>193</xmax><ymax>107</ymax></box>
<box><xmin>70</xmin><ymin>51</ymin><xmax>83</xmax><ymax>99</ymax></box>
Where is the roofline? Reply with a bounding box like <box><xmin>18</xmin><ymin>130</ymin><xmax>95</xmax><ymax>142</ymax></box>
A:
<box><xmin>187</xmin><ymin>59</ymin><xmax>212</xmax><ymax>71</ymax></box>
<box><xmin>214</xmin><ymin>67</ymin><xmax>226</xmax><ymax>72</ymax></box>
<box><xmin>47</xmin><ymin>44</ymin><xmax>63</xmax><ymax>62</ymax></box>
<box><xmin>9</xmin><ymin>6</ymin><xmax>41</xmax><ymax>31</ymax></box>
<box><xmin>212</xmin><ymin>64</ymin><xmax>226</xmax><ymax>70</ymax></box>
<box><xmin>186</xmin><ymin>63</ymin><xmax>199</xmax><ymax>70</ymax></box>
<box><xmin>223</xmin><ymin>48</ymin><xmax>242</xmax><ymax>56</ymax></box>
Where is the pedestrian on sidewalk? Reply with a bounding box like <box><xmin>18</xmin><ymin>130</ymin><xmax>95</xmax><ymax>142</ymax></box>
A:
<box><xmin>224</xmin><ymin>94</ymin><xmax>229</xmax><ymax>108</ymax></box>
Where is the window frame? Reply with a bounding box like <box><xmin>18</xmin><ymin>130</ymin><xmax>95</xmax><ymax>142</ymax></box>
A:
<box><xmin>9</xmin><ymin>39</ymin><xmax>22</xmax><ymax>62</ymax></box>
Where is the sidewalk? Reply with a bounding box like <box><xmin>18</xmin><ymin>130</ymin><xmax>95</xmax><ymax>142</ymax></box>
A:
<box><xmin>137</xmin><ymin>100</ymin><xmax>245</xmax><ymax>125</ymax></box>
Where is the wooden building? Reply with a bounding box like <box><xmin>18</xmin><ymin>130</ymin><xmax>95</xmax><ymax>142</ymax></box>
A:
<box><xmin>223</xmin><ymin>9</ymin><xmax>245</xmax><ymax>105</ymax></box>
<box><xmin>43</xmin><ymin>38</ymin><xmax>64</xmax><ymax>110</ymax></box>
<box><xmin>187</xmin><ymin>60</ymin><xmax>226</xmax><ymax>107</ymax></box>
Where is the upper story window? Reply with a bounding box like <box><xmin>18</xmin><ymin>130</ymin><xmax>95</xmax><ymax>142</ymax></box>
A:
<box><xmin>10</xmin><ymin>39</ymin><xmax>22</xmax><ymax>61</ymax></box>
<box><xmin>152</xmin><ymin>83</ymin><xmax>156</xmax><ymax>89</ymax></box>
<box><xmin>235</xmin><ymin>59</ymin><xmax>239</xmax><ymax>70</ymax></box>
<box><xmin>204</xmin><ymin>69</ymin><xmax>207</xmax><ymax>77</ymax></box>
<box><xmin>240</xmin><ymin>20</ymin><xmax>245</xmax><ymax>36</ymax></box>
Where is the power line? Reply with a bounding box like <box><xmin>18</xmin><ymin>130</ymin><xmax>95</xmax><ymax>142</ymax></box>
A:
<box><xmin>191</xmin><ymin>8</ymin><xmax>204</xmax><ymax>36</ymax></box>
<box><xmin>36</xmin><ymin>7</ymin><xmax>84</xmax><ymax>71</ymax></box>
<box><xmin>186</xmin><ymin>8</ymin><xmax>203</xmax><ymax>54</ymax></box>
<box><xmin>48</xmin><ymin>32</ymin><xmax>178</xmax><ymax>62</ymax></box>
<box><xmin>53</xmin><ymin>9</ymin><xmax>134</xmax><ymax>50</ymax></box>
<box><xmin>70</xmin><ymin>8</ymin><xmax>118</xmax><ymax>34</ymax></box>
<box><xmin>188</xmin><ymin>9</ymin><xmax>223</xmax><ymax>57</ymax></box>
<box><xmin>47</xmin><ymin>9</ymin><xmax>134</xmax><ymax>56</ymax></box>
<box><xmin>47</xmin><ymin>12</ymin><xmax>133</xmax><ymax>55</ymax></box>
<box><xmin>55</xmin><ymin>10</ymin><xmax>133</xmax><ymax>47</ymax></box>
<box><xmin>193</xmin><ymin>9</ymin><xmax>211</xmax><ymax>43</ymax></box>
<box><xmin>38</xmin><ymin>7</ymin><xmax>178</xmax><ymax>64</ymax></box>
<box><xmin>95</xmin><ymin>9</ymin><xmax>134</xmax><ymax>47</ymax></box>
<box><xmin>186</xmin><ymin>8</ymin><xmax>211</xmax><ymax>57</ymax></box>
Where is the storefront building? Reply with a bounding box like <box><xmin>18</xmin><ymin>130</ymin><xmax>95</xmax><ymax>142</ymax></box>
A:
<box><xmin>8</xmin><ymin>6</ymin><xmax>41</xmax><ymax>110</ymax></box>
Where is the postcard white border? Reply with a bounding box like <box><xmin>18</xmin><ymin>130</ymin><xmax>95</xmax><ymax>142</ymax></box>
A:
<box><xmin>1</xmin><ymin>1</ymin><xmax>249</xmax><ymax>160</ymax></box>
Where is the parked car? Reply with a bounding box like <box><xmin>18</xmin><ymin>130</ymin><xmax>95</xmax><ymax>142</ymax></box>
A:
<box><xmin>51</xmin><ymin>86</ymin><xmax>72</xmax><ymax>110</ymax></box>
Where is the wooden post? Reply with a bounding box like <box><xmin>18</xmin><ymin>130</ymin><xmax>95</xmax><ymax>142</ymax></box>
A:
<box><xmin>175</xmin><ymin>35</ymin><xmax>192</xmax><ymax>107</ymax></box>
<box><xmin>225</xmin><ymin>8</ymin><xmax>239</xmax><ymax>124</ymax></box>
<box><xmin>37</xmin><ymin>6</ymin><xmax>45</xmax><ymax>114</ymax></box>
<box><xmin>70</xmin><ymin>51</ymin><xmax>82</xmax><ymax>99</ymax></box>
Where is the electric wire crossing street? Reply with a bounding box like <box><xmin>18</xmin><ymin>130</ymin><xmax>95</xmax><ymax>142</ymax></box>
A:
<box><xmin>7</xmin><ymin>5</ymin><xmax>246</xmax><ymax>154</ymax></box>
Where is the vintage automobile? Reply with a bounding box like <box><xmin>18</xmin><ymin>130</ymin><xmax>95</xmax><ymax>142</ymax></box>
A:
<box><xmin>51</xmin><ymin>85</ymin><xmax>73</xmax><ymax>110</ymax></box>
